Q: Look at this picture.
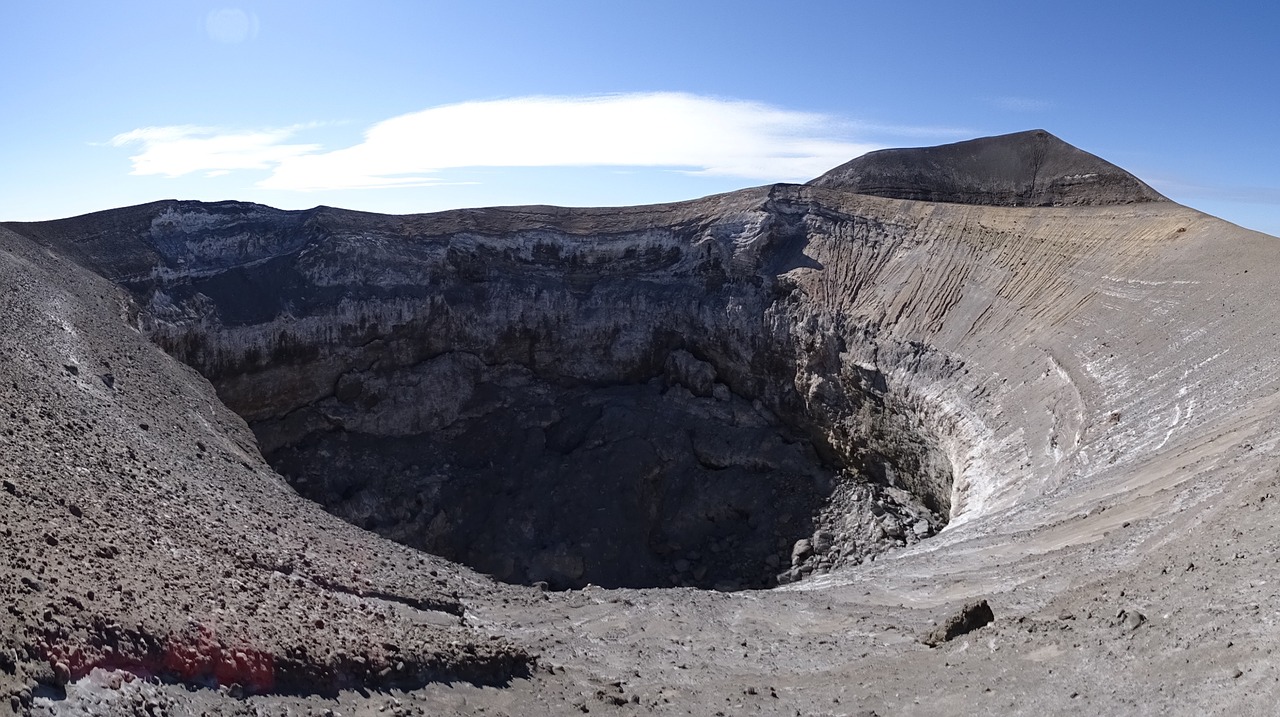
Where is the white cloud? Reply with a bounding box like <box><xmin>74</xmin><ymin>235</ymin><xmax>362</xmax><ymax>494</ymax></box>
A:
<box><xmin>110</xmin><ymin>125</ymin><xmax>320</xmax><ymax>177</ymax></box>
<box><xmin>110</xmin><ymin>93</ymin><xmax>967</xmax><ymax>191</ymax></box>
<box><xmin>259</xmin><ymin>93</ymin><xmax>885</xmax><ymax>191</ymax></box>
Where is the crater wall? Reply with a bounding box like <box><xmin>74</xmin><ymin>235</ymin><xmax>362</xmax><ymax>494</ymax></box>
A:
<box><xmin>16</xmin><ymin>190</ymin><xmax>969</xmax><ymax>590</ymax></box>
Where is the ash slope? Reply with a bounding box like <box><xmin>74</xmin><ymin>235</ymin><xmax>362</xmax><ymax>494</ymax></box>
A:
<box><xmin>0</xmin><ymin>226</ymin><xmax>530</xmax><ymax>707</ymax></box>
<box><xmin>5</xmin><ymin>131</ymin><xmax>1280</xmax><ymax>715</ymax></box>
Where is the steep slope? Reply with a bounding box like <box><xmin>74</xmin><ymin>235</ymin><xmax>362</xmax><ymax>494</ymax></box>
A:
<box><xmin>4</xmin><ymin>131</ymin><xmax>1280</xmax><ymax>715</ymax></box>
<box><xmin>0</xmin><ymin>223</ymin><xmax>530</xmax><ymax>709</ymax></box>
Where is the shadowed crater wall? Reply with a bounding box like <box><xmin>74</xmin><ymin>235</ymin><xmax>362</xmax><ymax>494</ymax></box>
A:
<box><xmin>9</xmin><ymin>189</ymin><xmax>956</xmax><ymax>591</ymax></box>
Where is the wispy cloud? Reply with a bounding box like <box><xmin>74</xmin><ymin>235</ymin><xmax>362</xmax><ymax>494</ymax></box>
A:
<box><xmin>110</xmin><ymin>125</ymin><xmax>320</xmax><ymax>177</ymax></box>
<box><xmin>263</xmin><ymin>93</ymin><xmax>883</xmax><ymax>190</ymax></box>
<box><xmin>108</xmin><ymin>93</ymin><xmax>963</xmax><ymax>191</ymax></box>
<box><xmin>992</xmin><ymin>96</ymin><xmax>1054</xmax><ymax>112</ymax></box>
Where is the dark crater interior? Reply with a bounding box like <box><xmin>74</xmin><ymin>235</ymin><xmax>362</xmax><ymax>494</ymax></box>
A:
<box><xmin>253</xmin><ymin>349</ymin><xmax>950</xmax><ymax>591</ymax></box>
<box><xmin>15</xmin><ymin>196</ymin><xmax>955</xmax><ymax>591</ymax></box>
<box><xmin>267</xmin><ymin>366</ymin><xmax>837</xmax><ymax>591</ymax></box>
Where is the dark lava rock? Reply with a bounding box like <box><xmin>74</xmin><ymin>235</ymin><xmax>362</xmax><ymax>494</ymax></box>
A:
<box><xmin>922</xmin><ymin>599</ymin><xmax>996</xmax><ymax>647</ymax></box>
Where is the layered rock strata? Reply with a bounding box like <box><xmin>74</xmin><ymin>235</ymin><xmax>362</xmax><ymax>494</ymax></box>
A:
<box><xmin>13</xmin><ymin>187</ymin><xmax>960</xmax><ymax>591</ymax></box>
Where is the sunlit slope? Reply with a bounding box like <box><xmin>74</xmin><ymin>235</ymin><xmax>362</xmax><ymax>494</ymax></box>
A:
<box><xmin>786</xmin><ymin>185</ymin><xmax>1280</xmax><ymax>594</ymax></box>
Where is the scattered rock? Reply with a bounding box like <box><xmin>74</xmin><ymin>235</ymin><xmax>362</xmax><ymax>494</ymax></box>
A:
<box><xmin>811</xmin><ymin>531</ymin><xmax>835</xmax><ymax>554</ymax></box>
<box><xmin>879</xmin><ymin>516</ymin><xmax>903</xmax><ymax>538</ymax></box>
<box><xmin>922</xmin><ymin>600</ymin><xmax>996</xmax><ymax>647</ymax></box>
<box><xmin>1109</xmin><ymin>609</ymin><xmax>1146</xmax><ymax>631</ymax></box>
<box><xmin>791</xmin><ymin>539</ymin><xmax>814</xmax><ymax>566</ymax></box>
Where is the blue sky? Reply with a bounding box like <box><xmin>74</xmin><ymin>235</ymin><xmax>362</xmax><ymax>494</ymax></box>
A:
<box><xmin>3</xmin><ymin>1</ymin><xmax>1277</xmax><ymax>236</ymax></box>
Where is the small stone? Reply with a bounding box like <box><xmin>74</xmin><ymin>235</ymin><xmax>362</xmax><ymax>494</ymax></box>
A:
<box><xmin>922</xmin><ymin>599</ymin><xmax>996</xmax><ymax>647</ymax></box>
<box><xmin>913</xmin><ymin>520</ymin><xmax>931</xmax><ymax>537</ymax></box>
<box><xmin>1123</xmin><ymin>610</ymin><xmax>1146</xmax><ymax>631</ymax></box>
<box><xmin>791</xmin><ymin>539</ymin><xmax>813</xmax><ymax>566</ymax></box>
<box><xmin>811</xmin><ymin>531</ymin><xmax>835</xmax><ymax>554</ymax></box>
<box><xmin>879</xmin><ymin>516</ymin><xmax>903</xmax><ymax>538</ymax></box>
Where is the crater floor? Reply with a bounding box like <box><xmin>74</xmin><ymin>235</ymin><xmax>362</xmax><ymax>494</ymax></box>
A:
<box><xmin>4</xmin><ymin>131</ymin><xmax>1280</xmax><ymax>715</ymax></box>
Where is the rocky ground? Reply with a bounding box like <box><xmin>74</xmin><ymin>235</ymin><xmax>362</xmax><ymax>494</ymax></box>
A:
<box><xmin>4</xmin><ymin>130</ymin><xmax>1280</xmax><ymax>714</ymax></box>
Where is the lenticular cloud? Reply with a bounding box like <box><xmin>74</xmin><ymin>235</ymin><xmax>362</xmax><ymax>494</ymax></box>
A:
<box><xmin>109</xmin><ymin>125</ymin><xmax>320</xmax><ymax>178</ymax></box>
<box><xmin>111</xmin><ymin>93</ymin><xmax>884</xmax><ymax>191</ymax></box>
<box><xmin>258</xmin><ymin>93</ymin><xmax>882</xmax><ymax>191</ymax></box>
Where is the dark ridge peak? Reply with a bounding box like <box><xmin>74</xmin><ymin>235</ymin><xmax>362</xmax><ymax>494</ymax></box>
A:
<box><xmin>807</xmin><ymin>130</ymin><xmax>1168</xmax><ymax>207</ymax></box>
<box><xmin>2</xmin><ymin>199</ymin><xmax>317</xmax><ymax>282</ymax></box>
<box><xmin>3</xmin><ymin>198</ymin><xmax>294</xmax><ymax>228</ymax></box>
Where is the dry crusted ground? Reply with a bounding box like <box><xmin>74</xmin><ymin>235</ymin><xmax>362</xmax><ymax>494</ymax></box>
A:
<box><xmin>5</xmin><ymin>136</ymin><xmax>1280</xmax><ymax>715</ymax></box>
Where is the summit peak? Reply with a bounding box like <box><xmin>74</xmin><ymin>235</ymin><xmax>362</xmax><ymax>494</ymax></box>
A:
<box><xmin>808</xmin><ymin>130</ymin><xmax>1168</xmax><ymax>207</ymax></box>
